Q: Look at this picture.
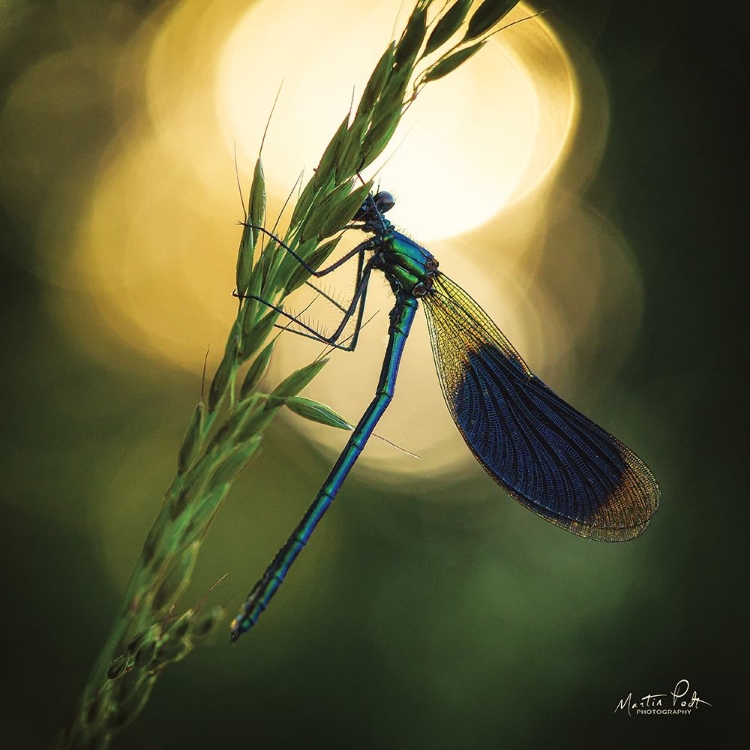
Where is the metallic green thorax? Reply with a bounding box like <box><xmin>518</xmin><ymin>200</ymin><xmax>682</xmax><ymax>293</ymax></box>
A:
<box><xmin>371</xmin><ymin>224</ymin><xmax>439</xmax><ymax>298</ymax></box>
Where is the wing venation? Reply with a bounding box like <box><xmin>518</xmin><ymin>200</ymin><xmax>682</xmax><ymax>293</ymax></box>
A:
<box><xmin>422</xmin><ymin>272</ymin><xmax>659</xmax><ymax>541</ymax></box>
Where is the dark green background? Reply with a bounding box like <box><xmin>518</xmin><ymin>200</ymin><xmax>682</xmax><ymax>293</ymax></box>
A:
<box><xmin>1</xmin><ymin>1</ymin><xmax>743</xmax><ymax>748</ymax></box>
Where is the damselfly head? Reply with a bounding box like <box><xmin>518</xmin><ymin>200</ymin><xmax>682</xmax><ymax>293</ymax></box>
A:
<box><xmin>372</xmin><ymin>191</ymin><xmax>395</xmax><ymax>215</ymax></box>
<box><xmin>355</xmin><ymin>191</ymin><xmax>396</xmax><ymax>224</ymax></box>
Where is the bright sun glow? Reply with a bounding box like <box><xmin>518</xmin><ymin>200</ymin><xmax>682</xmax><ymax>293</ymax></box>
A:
<box><xmin>217</xmin><ymin>0</ymin><xmax>573</xmax><ymax>240</ymax></box>
<box><xmin>46</xmin><ymin>0</ymin><xmax>637</xmax><ymax>482</ymax></box>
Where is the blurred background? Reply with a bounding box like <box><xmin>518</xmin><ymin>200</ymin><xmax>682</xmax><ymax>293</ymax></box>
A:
<box><xmin>0</xmin><ymin>0</ymin><xmax>743</xmax><ymax>747</ymax></box>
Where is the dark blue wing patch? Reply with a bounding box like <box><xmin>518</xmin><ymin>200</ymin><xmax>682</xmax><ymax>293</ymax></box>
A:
<box><xmin>422</xmin><ymin>272</ymin><xmax>659</xmax><ymax>541</ymax></box>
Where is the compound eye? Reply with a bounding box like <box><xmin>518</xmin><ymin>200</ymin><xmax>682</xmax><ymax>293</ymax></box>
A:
<box><xmin>373</xmin><ymin>191</ymin><xmax>395</xmax><ymax>214</ymax></box>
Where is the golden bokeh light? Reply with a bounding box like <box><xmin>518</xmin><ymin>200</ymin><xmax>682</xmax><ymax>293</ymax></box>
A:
<box><xmin>1</xmin><ymin>0</ymin><xmax>648</xmax><ymax>484</ymax></box>
<box><xmin>218</xmin><ymin>0</ymin><xmax>576</xmax><ymax>240</ymax></box>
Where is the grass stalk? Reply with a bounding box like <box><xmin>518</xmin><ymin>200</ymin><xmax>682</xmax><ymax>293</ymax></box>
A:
<box><xmin>59</xmin><ymin>2</ymin><xmax>521</xmax><ymax>747</ymax></box>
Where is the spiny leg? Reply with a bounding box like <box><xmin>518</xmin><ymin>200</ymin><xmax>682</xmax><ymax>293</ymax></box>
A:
<box><xmin>303</xmin><ymin>280</ymin><xmax>348</xmax><ymax>313</ymax></box>
<box><xmin>242</xmin><ymin>223</ymin><xmax>375</xmax><ymax>278</ymax></box>
<box><xmin>238</xmin><ymin>257</ymin><xmax>376</xmax><ymax>351</ymax></box>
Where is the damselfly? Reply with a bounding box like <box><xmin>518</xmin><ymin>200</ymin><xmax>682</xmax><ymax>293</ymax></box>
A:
<box><xmin>230</xmin><ymin>191</ymin><xmax>660</xmax><ymax>641</ymax></box>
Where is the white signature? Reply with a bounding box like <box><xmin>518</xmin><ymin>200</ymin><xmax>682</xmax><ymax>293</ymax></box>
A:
<box><xmin>614</xmin><ymin>679</ymin><xmax>712</xmax><ymax>716</ymax></box>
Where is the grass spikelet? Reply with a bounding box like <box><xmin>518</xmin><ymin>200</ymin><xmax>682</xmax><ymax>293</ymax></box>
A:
<box><xmin>284</xmin><ymin>397</ymin><xmax>352</xmax><ymax>430</ymax></box>
<box><xmin>177</xmin><ymin>402</ymin><xmax>205</xmax><ymax>475</ymax></box>
<box><xmin>464</xmin><ymin>0</ymin><xmax>516</xmax><ymax>41</ymax></box>
<box><xmin>271</xmin><ymin>359</ymin><xmax>328</xmax><ymax>400</ymax></box>
<box><xmin>240</xmin><ymin>340</ymin><xmax>275</xmax><ymax>397</ymax></box>
<box><xmin>422</xmin><ymin>41</ymin><xmax>486</xmax><ymax>82</ymax></box>
<box><xmin>424</xmin><ymin>0</ymin><xmax>472</xmax><ymax>54</ymax></box>
<box><xmin>394</xmin><ymin>1</ymin><xmax>429</xmax><ymax>69</ymax></box>
<box><xmin>355</xmin><ymin>42</ymin><xmax>396</xmax><ymax>119</ymax></box>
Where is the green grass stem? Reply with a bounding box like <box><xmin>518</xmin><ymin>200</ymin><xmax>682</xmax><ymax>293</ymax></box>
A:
<box><xmin>59</xmin><ymin>2</ymin><xmax>521</xmax><ymax>746</ymax></box>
